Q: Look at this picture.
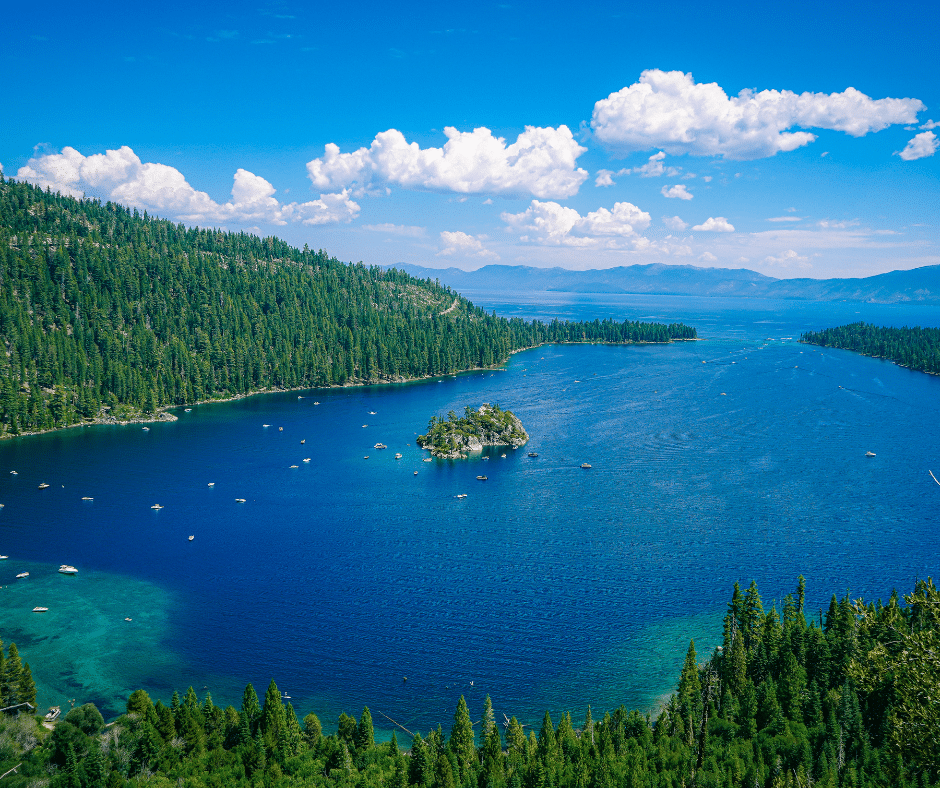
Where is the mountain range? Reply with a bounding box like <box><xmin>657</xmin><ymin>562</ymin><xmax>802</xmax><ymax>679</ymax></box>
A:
<box><xmin>384</xmin><ymin>262</ymin><xmax>940</xmax><ymax>304</ymax></box>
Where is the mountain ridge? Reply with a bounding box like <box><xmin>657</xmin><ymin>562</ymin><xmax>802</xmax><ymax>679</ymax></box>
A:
<box><xmin>385</xmin><ymin>262</ymin><xmax>940</xmax><ymax>304</ymax></box>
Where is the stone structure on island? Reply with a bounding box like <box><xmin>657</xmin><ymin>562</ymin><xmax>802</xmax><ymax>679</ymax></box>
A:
<box><xmin>417</xmin><ymin>403</ymin><xmax>529</xmax><ymax>458</ymax></box>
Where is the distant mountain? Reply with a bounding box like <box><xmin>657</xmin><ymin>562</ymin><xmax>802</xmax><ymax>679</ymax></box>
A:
<box><xmin>385</xmin><ymin>262</ymin><xmax>940</xmax><ymax>304</ymax></box>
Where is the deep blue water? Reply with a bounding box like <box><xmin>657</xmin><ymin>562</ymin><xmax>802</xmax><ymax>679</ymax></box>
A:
<box><xmin>1</xmin><ymin>292</ymin><xmax>939</xmax><ymax>736</ymax></box>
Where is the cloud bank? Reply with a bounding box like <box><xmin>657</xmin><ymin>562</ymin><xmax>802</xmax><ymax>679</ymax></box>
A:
<box><xmin>692</xmin><ymin>216</ymin><xmax>735</xmax><ymax>232</ymax></box>
<box><xmin>501</xmin><ymin>200</ymin><xmax>651</xmax><ymax>248</ymax></box>
<box><xmin>16</xmin><ymin>146</ymin><xmax>359</xmax><ymax>226</ymax></box>
<box><xmin>591</xmin><ymin>69</ymin><xmax>924</xmax><ymax>160</ymax></box>
<box><xmin>438</xmin><ymin>231</ymin><xmax>499</xmax><ymax>259</ymax></box>
<box><xmin>307</xmin><ymin>126</ymin><xmax>588</xmax><ymax>199</ymax></box>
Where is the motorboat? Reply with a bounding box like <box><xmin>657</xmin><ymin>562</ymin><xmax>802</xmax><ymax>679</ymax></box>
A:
<box><xmin>235</xmin><ymin>498</ymin><xmax>246</xmax><ymax>503</ymax></box>
<box><xmin>81</xmin><ymin>496</ymin><xmax>94</xmax><ymax>500</ymax></box>
<box><xmin>185</xmin><ymin>408</ymin><xmax>192</xmax><ymax>412</ymax></box>
<box><xmin>263</xmin><ymin>424</ymin><xmax>270</xmax><ymax>427</ymax></box>
<box><xmin>395</xmin><ymin>453</ymin><xmax>403</xmax><ymax>459</ymax></box>
<box><xmin>32</xmin><ymin>607</ymin><xmax>48</xmax><ymax>613</ymax></box>
<box><xmin>290</xmin><ymin>465</ymin><xmax>298</xmax><ymax>469</ymax></box>
<box><xmin>477</xmin><ymin>475</ymin><xmax>488</xmax><ymax>480</ymax></box>
<box><xmin>38</xmin><ymin>483</ymin><xmax>50</xmax><ymax>489</ymax></box>
<box><xmin>527</xmin><ymin>453</ymin><xmax>538</xmax><ymax>458</ymax></box>
<box><xmin>865</xmin><ymin>451</ymin><xmax>876</xmax><ymax>457</ymax></box>
<box><xmin>374</xmin><ymin>443</ymin><xmax>387</xmax><ymax>450</ymax></box>
<box><xmin>16</xmin><ymin>572</ymin><xmax>28</xmax><ymax>578</ymax></box>
<box><xmin>581</xmin><ymin>463</ymin><xmax>592</xmax><ymax>469</ymax></box>
<box><xmin>0</xmin><ymin>556</ymin><xmax>7</xmax><ymax>560</ymax></box>
<box><xmin>303</xmin><ymin>458</ymin><xmax>311</xmax><ymax>463</ymax></box>
<box><xmin>58</xmin><ymin>565</ymin><xmax>78</xmax><ymax>574</ymax></box>
<box><xmin>188</xmin><ymin>535</ymin><xmax>195</xmax><ymax>541</ymax></box>
<box><xmin>142</xmin><ymin>427</ymin><xmax>149</xmax><ymax>431</ymax></box>
<box><xmin>207</xmin><ymin>482</ymin><xmax>215</xmax><ymax>487</ymax></box>
<box><xmin>151</xmin><ymin>504</ymin><xmax>163</xmax><ymax>510</ymax></box>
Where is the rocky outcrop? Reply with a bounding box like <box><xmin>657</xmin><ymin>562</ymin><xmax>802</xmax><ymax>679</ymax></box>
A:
<box><xmin>417</xmin><ymin>404</ymin><xmax>528</xmax><ymax>458</ymax></box>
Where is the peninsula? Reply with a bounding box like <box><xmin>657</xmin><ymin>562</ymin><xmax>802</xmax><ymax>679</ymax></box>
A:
<box><xmin>417</xmin><ymin>404</ymin><xmax>528</xmax><ymax>457</ymax></box>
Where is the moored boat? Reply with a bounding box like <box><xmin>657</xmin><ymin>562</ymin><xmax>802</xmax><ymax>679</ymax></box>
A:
<box><xmin>33</xmin><ymin>607</ymin><xmax>48</xmax><ymax>613</ymax></box>
<box><xmin>58</xmin><ymin>565</ymin><xmax>78</xmax><ymax>574</ymax></box>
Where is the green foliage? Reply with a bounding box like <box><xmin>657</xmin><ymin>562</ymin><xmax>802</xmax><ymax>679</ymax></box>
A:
<box><xmin>5</xmin><ymin>575</ymin><xmax>940</xmax><ymax>787</ymax></box>
<box><xmin>801</xmin><ymin>321</ymin><xmax>940</xmax><ymax>375</ymax></box>
<box><xmin>0</xmin><ymin>177</ymin><xmax>696</xmax><ymax>438</ymax></box>
<box><xmin>64</xmin><ymin>702</ymin><xmax>105</xmax><ymax>735</ymax></box>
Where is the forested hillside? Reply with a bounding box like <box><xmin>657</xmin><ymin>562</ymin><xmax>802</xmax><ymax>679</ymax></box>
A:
<box><xmin>801</xmin><ymin>323</ymin><xmax>940</xmax><ymax>375</ymax></box>
<box><xmin>0</xmin><ymin>177</ymin><xmax>695</xmax><ymax>437</ymax></box>
<box><xmin>2</xmin><ymin>577</ymin><xmax>938</xmax><ymax>788</ymax></box>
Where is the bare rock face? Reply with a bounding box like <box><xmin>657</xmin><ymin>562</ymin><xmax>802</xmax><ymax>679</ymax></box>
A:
<box><xmin>417</xmin><ymin>403</ymin><xmax>529</xmax><ymax>458</ymax></box>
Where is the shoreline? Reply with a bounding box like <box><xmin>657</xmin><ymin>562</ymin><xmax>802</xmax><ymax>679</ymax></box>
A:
<box><xmin>1</xmin><ymin>337</ymin><xmax>691</xmax><ymax>442</ymax></box>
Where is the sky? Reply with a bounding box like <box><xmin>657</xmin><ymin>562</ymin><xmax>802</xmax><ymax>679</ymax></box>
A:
<box><xmin>3</xmin><ymin>0</ymin><xmax>939</xmax><ymax>280</ymax></box>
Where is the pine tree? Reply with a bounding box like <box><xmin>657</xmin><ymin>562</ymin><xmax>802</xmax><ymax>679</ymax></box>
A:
<box><xmin>356</xmin><ymin>706</ymin><xmax>374</xmax><ymax>750</ymax></box>
<box><xmin>449</xmin><ymin>696</ymin><xmax>477</xmax><ymax>785</ymax></box>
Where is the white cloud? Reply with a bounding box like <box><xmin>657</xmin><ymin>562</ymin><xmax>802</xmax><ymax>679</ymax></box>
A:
<box><xmin>897</xmin><ymin>131</ymin><xmax>938</xmax><ymax>161</ymax></box>
<box><xmin>633</xmin><ymin>151</ymin><xmax>667</xmax><ymax>177</ymax></box>
<box><xmin>595</xmin><ymin>168</ymin><xmax>629</xmax><ymax>187</ymax></box>
<box><xmin>15</xmin><ymin>145</ymin><xmax>360</xmax><ymax>226</ymax></box>
<box><xmin>306</xmin><ymin>125</ymin><xmax>588</xmax><ymax>199</ymax></box>
<box><xmin>591</xmin><ymin>69</ymin><xmax>924</xmax><ymax>160</ymax></box>
<box><xmin>818</xmin><ymin>218</ymin><xmax>859</xmax><ymax>229</ymax></box>
<box><xmin>767</xmin><ymin>216</ymin><xmax>803</xmax><ymax>222</ymax></box>
<box><xmin>501</xmin><ymin>199</ymin><xmax>651</xmax><ymax>248</ymax></box>
<box><xmin>920</xmin><ymin>119</ymin><xmax>940</xmax><ymax>130</ymax></box>
<box><xmin>692</xmin><ymin>216</ymin><xmax>735</xmax><ymax>232</ymax></box>
<box><xmin>699</xmin><ymin>252</ymin><xmax>717</xmax><ymax>263</ymax></box>
<box><xmin>702</xmin><ymin>175</ymin><xmax>713</xmax><ymax>182</ymax></box>
<box><xmin>362</xmin><ymin>223</ymin><xmax>426</xmax><ymax>237</ymax></box>
<box><xmin>663</xmin><ymin>215</ymin><xmax>688</xmax><ymax>231</ymax></box>
<box><xmin>438</xmin><ymin>231</ymin><xmax>499</xmax><ymax>259</ymax></box>
<box><xmin>763</xmin><ymin>249</ymin><xmax>811</xmax><ymax>269</ymax></box>
<box><xmin>661</xmin><ymin>184</ymin><xmax>693</xmax><ymax>200</ymax></box>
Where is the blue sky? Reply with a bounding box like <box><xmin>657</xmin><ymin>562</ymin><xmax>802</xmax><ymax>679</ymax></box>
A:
<box><xmin>4</xmin><ymin>0</ymin><xmax>938</xmax><ymax>279</ymax></box>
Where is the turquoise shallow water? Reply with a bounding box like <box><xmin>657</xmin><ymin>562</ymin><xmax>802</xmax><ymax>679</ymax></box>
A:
<box><xmin>0</xmin><ymin>292</ymin><xmax>938</xmax><ymax>736</ymax></box>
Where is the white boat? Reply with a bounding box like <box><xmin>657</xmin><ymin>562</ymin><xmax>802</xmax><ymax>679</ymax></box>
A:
<box><xmin>302</xmin><ymin>458</ymin><xmax>311</xmax><ymax>463</ymax></box>
<box><xmin>477</xmin><ymin>475</ymin><xmax>487</xmax><ymax>480</ymax></box>
<box><xmin>369</xmin><ymin>411</ymin><xmax>376</xmax><ymax>415</ymax></box>
<box><xmin>313</xmin><ymin>402</ymin><xmax>319</xmax><ymax>405</ymax></box>
<box><xmin>10</xmin><ymin>471</ymin><xmax>16</xmax><ymax>475</ymax></box>
<box><xmin>395</xmin><ymin>453</ymin><xmax>403</xmax><ymax>459</ymax></box>
<box><xmin>362</xmin><ymin>424</ymin><xmax>368</xmax><ymax>428</ymax></box>
<box><xmin>374</xmin><ymin>443</ymin><xmax>387</xmax><ymax>449</ymax></box>
<box><xmin>300</xmin><ymin>439</ymin><xmax>305</xmax><ymax>444</ymax></box>
<box><xmin>81</xmin><ymin>496</ymin><xmax>94</xmax><ymax>500</ymax></box>
<box><xmin>278</xmin><ymin>427</ymin><xmax>283</xmax><ymax>431</ymax></box>
<box><xmin>207</xmin><ymin>482</ymin><xmax>215</xmax><ymax>487</ymax></box>
<box><xmin>38</xmin><ymin>483</ymin><xmax>50</xmax><ymax>489</ymax></box>
<box><xmin>581</xmin><ymin>463</ymin><xmax>592</xmax><ymax>469</ymax></box>
<box><xmin>0</xmin><ymin>556</ymin><xmax>7</xmax><ymax>560</ymax></box>
<box><xmin>185</xmin><ymin>408</ymin><xmax>192</xmax><ymax>412</ymax></box>
<box><xmin>263</xmin><ymin>424</ymin><xmax>270</xmax><ymax>427</ymax></box>
<box><xmin>124</xmin><ymin>617</ymin><xmax>133</xmax><ymax>622</ymax></box>
<box><xmin>235</xmin><ymin>498</ymin><xmax>246</xmax><ymax>503</ymax></box>
<box><xmin>142</xmin><ymin>427</ymin><xmax>149</xmax><ymax>431</ymax></box>
<box><xmin>414</xmin><ymin>471</ymin><xmax>418</xmax><ymax>475</ymax></box>
<box><xmin>188</xmin><ymin>535</ymin><xmax>195</xmax><ymax>541</ymax></box>
<box><xmin>456</xmin><ymin>494</ymin><xmax>467</xmax><ymax>499</ymax></box>
<box><xmin>290</xmin><ymin>465</ymin><xmax>298</xmax><ymax>468</ymax></box>
<box><xmin>865</xmin><ymin>451</ymin><xmax>876</xmax><ymax>457</ymax></box>
<box><xmin>501</xmin><ymin>454</ymin><xmax>506</xmax><ymax>458</ymax></box>
<box><xmin>16</xmin><ymin>572</ymin><xmax>28</xmax><ymax>578</ymax></box>
<box><xmin>423</xmin><ymin>458</ymin><xmax>432</xmax><ymax>462</ymax></box>
<box><xmin>32</xmin><ymin>607</ymin><xmax>48</xmax><ymax>613</ymax></box>
<box><xmin>58</xmin><ymin>565</ymin><xmax>78</xmax><ymax>574</ymax></box>
<box><xmin>151</xmin><ymin>504</ymin><xmax>163</xmax><ymax>510</ymax></box>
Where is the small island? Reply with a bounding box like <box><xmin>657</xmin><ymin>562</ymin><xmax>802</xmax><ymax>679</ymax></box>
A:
<box><xmin>417</xmin><ymin>404</ymin><xmax>529</xmax><ymax>458</ymax></box>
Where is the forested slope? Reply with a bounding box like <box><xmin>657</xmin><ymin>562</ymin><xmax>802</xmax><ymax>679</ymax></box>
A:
<box><xmin>801</xmin><ymin>323</ymin><xmax>940</xmax><ymax>375</ymax></box>
<box><xmin>1</xmin><ymin>577</ymin><xmax>939</xmax><ymax>787</ymax></box>
<box><xmin>0</xmin><ymin>177</ymin><xmax>695</xmax><ymax>437</ymax></box>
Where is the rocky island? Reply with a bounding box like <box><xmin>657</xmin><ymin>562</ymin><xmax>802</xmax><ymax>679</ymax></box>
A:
<box><xmin>417</xmin><ymin>404</ymin><xmax>529</xmax><ymax>458</ymax></box>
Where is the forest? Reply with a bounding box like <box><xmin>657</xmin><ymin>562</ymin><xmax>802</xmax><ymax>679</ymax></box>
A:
<box><xmin>417</xmin><ymin>404</ymin><xmax>528</xmax><ymax>457</ymax></box>
<box><xmin>1</xmin><ymin>576</ymin><xmax>938</xmax><ymax>788</ymax></box>
<box><xmin>800</xmin><ymin>323</ymin><xmax>940</xmax><ymax>375</ymax></box>
<box><xmin>0</xmin><ymin>177</ymin><xmax>695</xmax><ymax>438</ymax></box>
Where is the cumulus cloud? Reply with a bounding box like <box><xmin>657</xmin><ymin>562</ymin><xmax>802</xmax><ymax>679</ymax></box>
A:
<box><xmin>661</xmin><ymin>184</ymin><xmax>693</xmax><ymax>200</ymax></box>
<box><xmin>763</xmin><ymin>249</ymin><xmax>811</xmax><ymax>269</ymax></box>
<box><xmin>591</xmin><ymin>69</ymin><xmax>924</xmax><ymax>160</ymax></box>
<box><xmin>663</xmin><ymin>215</ymin><xmax>688</xmax><ymax>230</ymax></box>
<box><xmin>16</xmin><ymin>145</ymin><xmax>360</xmax><ymax>226</ymax></box>
<box><xmin>306</xmin><ymin>125</ymin><xmax>588</xmax><ymax>199</ymax></box>
<box><xmin>501</xmin><ymin>200</ymin><xmax>651</xmax><ymax>248</ymax></box>
<box><xmin>595</xmin><ymin>168</ymin><xmax>629</xmax><ymax>187</ymax></box>
<box><xmin>699</xmin><ymin>252</ymin><xmax>718</xmax><ymax>263</ymax></box>
<box><xmin>897</xmin><ymin>131</ymin><xmax>938</xmax><ymax>161</ymax></box>
<box><xmin>692</xmin><ymin>217</ymin><xmax>735</xmax><ymax>232</ymax></box>
<box><xmin>438</xmin><ymin>231</ymin><xmax>499</xmax><ymax>259</ymax></box>
<box><xmin>920</xmin><ymin>119</ymin><xmax>940</xmax><ymax>130</ymax></box>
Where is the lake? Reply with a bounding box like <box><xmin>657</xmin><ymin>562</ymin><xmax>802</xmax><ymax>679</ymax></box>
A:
<box><xmin>1</xmin><ymin>292</ymin><xmax>938</xmax><ymax>738</ymax></box>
